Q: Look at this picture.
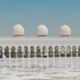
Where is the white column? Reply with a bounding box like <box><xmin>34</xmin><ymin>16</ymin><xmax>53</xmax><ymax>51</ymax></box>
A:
<box><xmin>9</xmin><ymin>48</ymin><xmax>11</xmax><ymax>58</ymax></box>
<box><xmin>2</xmin><ymin>48</ymin><xmax>5</xmax><ymax>58</ymax></box>
<box><xmin>22</xmin><ymin>46</ymin><xmax>24</xmax><ymax>58</ymax></box>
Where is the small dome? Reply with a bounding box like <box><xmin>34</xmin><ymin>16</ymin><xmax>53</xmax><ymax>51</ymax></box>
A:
<box><xmin>36</xmin><ymin>24</ymin><xmax>48</xmax><ymax>36</ymax></box>
<box><xmin>60</xmin><ymin>25</ymin><xmax>71</xmax><ymax>37</ymax></box>
<box><xmin>12</xmin><ymin>24</ymin><xmax>24</xmax><ymax>36</ymax></box>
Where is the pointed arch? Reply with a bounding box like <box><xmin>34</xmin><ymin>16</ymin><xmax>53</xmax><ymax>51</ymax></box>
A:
<box><xmin>78</xmin><ymin>46</ymin><xmax>80</xmax><ymax>56</ymax></box>
<box><xmin>60</xmin><ymin>46</ymin><xmax>65</xmax><ymax>57</ymax></box>
<box><xmin>72</xmin><ymin>46</ymin><xmax>77</xmax><ymax>57</ymax></box>
<box><xmin>36</xmin><ymin>46</ymin><xmax>41</xmax><ymax>57</ymax></box>
<box><xmin>30</xmin><ymin>46</ymin><xmax>35</xmax><ymax>57</ymax></box>
<box><xmin>54</xmin><ymin>46</ymin><xmax>59</xmax><ymax>57</ymax></box>
<box><xmin>66</xmin><ymin>46</ymin><xmax>71</xmax><ymax>57</ymax></box>
<box><xmin>0</xmin><ymin>46</ymin><xmax>3</xmax><ymax>58</ymax></box>
<box><xmin>17</xmin><ymin>46</ymin><xmax>22</xmax><ymax>58</ymax></box>
<box><xmin>42</xmin><ymin>46</ymin><xmax>47</xmax><ymax>57</ymax></box>
<box><xmin>11</xmin><ymin>46</ymin><xmax>16</xmax><ymax>58</ymax></box>
<box><xmin>4</xmin><ymin>46</ymin><xmax>9</xmax><ymax>58</ymax></box>
<box><xmin>24</xmin><ymin>46</ymin><xmax>28</xmax><ymax>58</ymax></box>
<box><xmin>48</xmin><ymin>46</ymin><xmax>53</xmax><ymax>57</ymax></box>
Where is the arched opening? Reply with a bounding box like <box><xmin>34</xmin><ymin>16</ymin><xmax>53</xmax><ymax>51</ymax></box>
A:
<box><xmin>0</xmin><ymin>46</ymin><xmax>3</xmax><ymax>58</ymax></box>
<box><xmin>30</xmin><ymin>46</ymin><xmax>35</xmax><ymax>57</ymax></box>
<box><xmin>17</xmin><ymin>46</ymin><xmax>22</xmax><ymax>58</ymax></box>
<box><xmin>54</xmin><ymin>46</ymin><xmax>59</xmax><ymax>57</ymax></box>
<box><xmin>11</xmin><ymin>46</ymin><xmax>16</xmax><ymax>58</ymax></box>
<box><xmin>78</xmin><ymin>46</ymin><xmax>80</xmax><ymax>57</ymax></box>
<box><xmin>24</xmin><ymin>46</ymin><xmax>28</xmax><ymax>58</ymax></box>
<box><xmin>4</xmin><ymin>46</ymin><xmax>9</xmax><ymax>58</ymax></box>
<box><xmin>66</xmin><ymin>46</ymin><xmax>71</xmax><ymax>57</ymax></box>
<box><xmin>36</xmin><ymin>46</ymin><xmax>41</xmax><ymax>57</ymax></box>
<box><xmin>72</xmin><ymin>46</ymin><xmax>77</xmax><ymax>57</ymax></box>
<box><xmin>48</xmin><ymin>46</ymin><xmax>53</xmax><ymax>57</ymax></box>
<box><xmin>60</xmin><ymin>46</ymin><xmax>65</xmax><ymax>57</ymax></box>
<box><xmin>42</xmin><ymin>46</ymin><xmax>47</xmax><ymax>57</ymax></box>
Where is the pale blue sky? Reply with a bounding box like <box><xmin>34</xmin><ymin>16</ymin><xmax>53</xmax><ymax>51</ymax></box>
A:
<box><xmin>0</xmin><ymin>0</ymin><xmax>80</xmax><ymax>36</ymax></box>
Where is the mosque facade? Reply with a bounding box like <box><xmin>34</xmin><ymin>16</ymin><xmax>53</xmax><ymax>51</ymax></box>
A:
<box><xmin>0</xmin><ymin>24</ymin><xmax>80</xmax><ymax>58</ymax></box>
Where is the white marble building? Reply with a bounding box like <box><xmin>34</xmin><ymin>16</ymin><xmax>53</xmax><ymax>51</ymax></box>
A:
<box><xmin>0</xmin><ymin>24</ymin><xmax>80</xmax><ymax>58</ymax></box>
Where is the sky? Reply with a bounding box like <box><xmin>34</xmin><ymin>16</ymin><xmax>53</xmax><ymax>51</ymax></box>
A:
<box><xmin>0</xmin><ymin>0</ymin><xmax>80</xmax><ymax>36</ymax></box>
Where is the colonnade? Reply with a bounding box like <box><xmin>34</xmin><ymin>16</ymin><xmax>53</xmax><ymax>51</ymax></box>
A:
<box><xmin>0</xmin><ymin>45</ymin><xmax>80</xmax><ymax>58</ymax></box>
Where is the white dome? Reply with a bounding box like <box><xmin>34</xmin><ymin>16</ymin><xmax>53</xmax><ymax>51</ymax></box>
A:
<box><xmin>12</xmin><ymin>24</ymin><xmax>24</xmax><ymax>36</ymax></box>
<box><xmin>60</xmin><ymin>25</ymin><xmax>71</xmax><ymax>37</ymax></box>
<box><xmin>36</xmin><ymin>24</ymin><xmax>48</xmax><ymax>36</ymax></box>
